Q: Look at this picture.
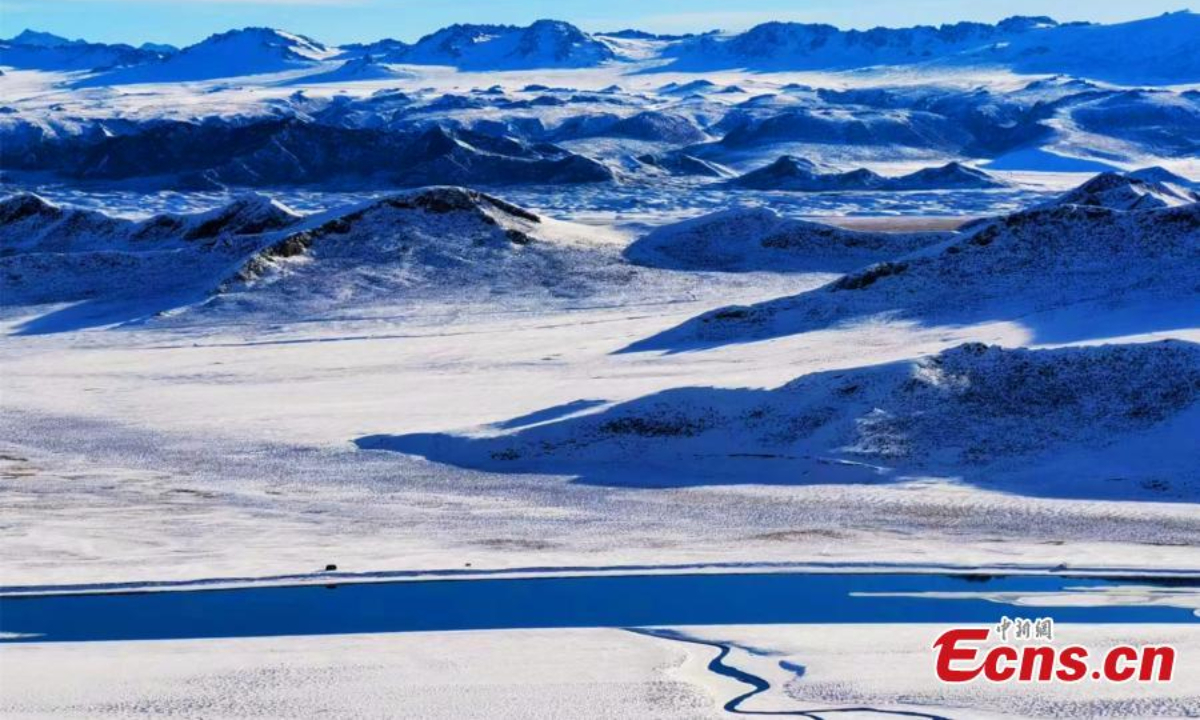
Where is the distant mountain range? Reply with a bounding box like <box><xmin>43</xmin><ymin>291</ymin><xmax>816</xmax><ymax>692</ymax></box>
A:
<box><xmin>659</xmin><ymin>13</ymin><xmax>1200</xmax><ymax>84</ymax></box>
<box><xmin>0</xmin><ymin>28</ymin><xmax>171</xmax><ymax>71</ymax></box>
<box><xmin>0</xmin><ymin>119</ymin><xmax>615</xmax><ymax>189</ymax></box>
<box><xmin>3</xmin><ymin>12</ymin><xmax>1199</xmax><ymax>83</ymax></box>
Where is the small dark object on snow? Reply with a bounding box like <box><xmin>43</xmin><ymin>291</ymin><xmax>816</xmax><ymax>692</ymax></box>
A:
<box><xmin>324</xmin><ymin>563</ymin><xmax>338</xmax><ymax>572</ymax></box>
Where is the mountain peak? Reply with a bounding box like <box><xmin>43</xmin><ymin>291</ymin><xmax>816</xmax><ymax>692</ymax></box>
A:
<box><xmin>399</xmin><ymin>20</ymin><xmax>615</xmax><ymax>69</ymax></box>
<box><xmin>200</xmin><ymin>27</ymin><xmax>330</xmax><ymax>59</ymax></box>
<box><xmin>1046</xmin><ymin>172</ymin><xmax>1199</xmax><ymax>210</ymax></box>
<box><xmin>7</xmin><ymin>29</ymin><xmax>83</xmax><ymax>47</ymax></box>
<box><xmin>75</xmin><ymin>26</ymin><xmax>330</xmax><ymax>85</ymax></box>
<box><xmin>11</xmin><ymin>12</ymin><xmax>1200</xmax><ymax>83</ymax></box>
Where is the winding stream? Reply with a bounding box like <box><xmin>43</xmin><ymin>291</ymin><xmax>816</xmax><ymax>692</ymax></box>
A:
<box><xmin>631</xmin><ymin>628</ymin><xmax>952</xmax><ymax>719</ymax></box>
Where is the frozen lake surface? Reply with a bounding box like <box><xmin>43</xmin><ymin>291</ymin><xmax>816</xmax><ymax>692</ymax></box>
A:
<box><xmin>3</xmin><ymin>572</ymin><xmax>1196</xmax><ymax>643</ymax></box>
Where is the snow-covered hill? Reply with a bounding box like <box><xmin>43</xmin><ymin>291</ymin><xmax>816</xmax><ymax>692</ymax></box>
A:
<box><xmin>730</xmin><ymin>158</ymin><xmax>1005</xmax><ymax>191</ymax></box>
<box><xmin>1060</xmin><ymin>89</ymin><xmax>1200</xmax><ymax>159</ymax></box>
<box><xmin>0</xmin><ymin>188</ymin><xmax>631</xmax><ymax>325</ymax></box>
<box><xmin>220</xmin><ymin>187</ymin><xmax>628</xmax><ymax>313</ymax></box>
<box><xmin>361</xmin><ymin>340</ymin><xmax>1200</xmax><ymax>497</ymax></box>
<box><xmin>1128</xmin><ymin>166</ymin><xmax>1200</xmax><ymax>191</ymax></box>
<box><xmin>550</xmin><ymin>110</ymin><xmax>708</xmax><ymax>145</ymax></box>
<box><xmin>0</xmin><ymin>193</ymin><xmax>301</xmax><ymax>313</ymax></box>
<box><xmin>634</xmin><ymin>152</ymin><xmax>733</xmax><ymax>178</ymax></box>
<box><xmin>1038</xmin><ymin>172</ymin><xmax>1199</xmax><ymax>210</ymax></box>
<box><xmin>0</xmin><ymin>192</ymin><xmax>300</xmax><ymax>254</ymax></box>
<box><xmin>696</xmin><ymin>107</ymin><xmax>974</xmax><ymax>158</ymax></box>
<box><xmin>629</xmin><ymin>184</ymin><xmax>1200</xmax><ymax>351</ymax></box>
<box><xmin>625</xmin><ymin>207</ymin><xmax>951</xmax><ymax>272</ymax></box>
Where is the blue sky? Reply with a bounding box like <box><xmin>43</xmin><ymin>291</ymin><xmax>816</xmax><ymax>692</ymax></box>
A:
<box><xmin>1</xmin><ymin>0</ymin><xmax>1192</xmax><ymax>47</ymax></box>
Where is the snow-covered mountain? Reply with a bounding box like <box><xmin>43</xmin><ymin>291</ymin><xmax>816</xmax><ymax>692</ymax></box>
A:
<box><xmin>662</xmin><ymin>15</ymin><xmax>1063</xmax><ymax>71</ymax></box>
<box><xmin>661</xmin><ymin>12</ymin><xmax>1200</xmax><ymax>84</ymax></box>
<box><xmin>6</xmin><ymin>30</ymin><xmax>85</xmax><ymax>47</ymax></box>
<box><xmin>0</xmin><ymin>29</ymin><xmax>166</xmax><ymax>71</ymax></box>
<box><xmin>7</xmin><ymin>12</ymin><xmax>1199</xmax><ymax>82</ymax></box>
<box><xmin>3</xmin><ymin>13</ymin><xmax>1199</xmax><ymax>190</ymax></box>
<box><xmin>4</xmin><ymin>70</ymin><xmax>1196</xmax><ymax>189</ymax></box>
<box><xmin>1000</xmin><ymin>12</ymin><xmax>1200</xmax><ymax>85</ymax></box>
<box><xmin>75</xmin><ymin>27</ymin><xmax>333</xmax><ymax>85</ymax></box>
<box><xmin>374</xmin><ymin>20</ymin><xmax>617</xmax><ymax>70</ymax></box>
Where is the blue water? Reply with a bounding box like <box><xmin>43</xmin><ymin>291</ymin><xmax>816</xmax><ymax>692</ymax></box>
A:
<box><xmin>1</xmin><ymin>572</ymin><xmax>1194</xmax><ymax>643</ymax></box>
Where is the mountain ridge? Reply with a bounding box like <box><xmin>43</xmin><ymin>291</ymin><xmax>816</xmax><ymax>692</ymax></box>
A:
<box><xmin>5</xmin><ymin>12</ymin><xmax>1198</xmax><ymax>83</ymax></box>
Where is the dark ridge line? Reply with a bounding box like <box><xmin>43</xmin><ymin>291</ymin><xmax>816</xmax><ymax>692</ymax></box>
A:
<box><xmin>629</xmin><ymin>627</ymin><xmax>950</xmax><ymax>719</ymax></box>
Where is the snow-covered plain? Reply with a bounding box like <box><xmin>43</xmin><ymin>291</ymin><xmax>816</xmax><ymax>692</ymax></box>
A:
<box><xmin>1</xmin><ymin>12</ymin><xmax>1199</xmax><ymax>718</ymax></box>
<box><xmin>3</xmin><ymin>625</ymin><xmax>1198</xmax><ymax>718</ymax></box>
